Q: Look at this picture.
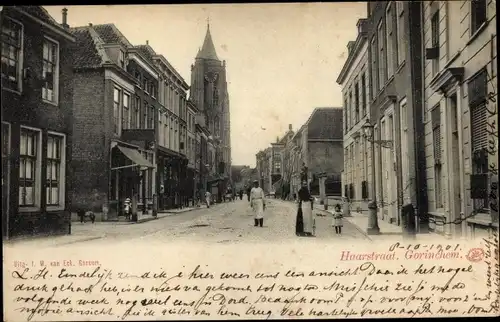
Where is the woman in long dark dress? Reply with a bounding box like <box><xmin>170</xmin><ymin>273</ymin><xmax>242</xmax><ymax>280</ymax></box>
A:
<box><xmin>296</xmin><ymin>180</ymin><xmax>314</xmax><ymax>236</ymax></box>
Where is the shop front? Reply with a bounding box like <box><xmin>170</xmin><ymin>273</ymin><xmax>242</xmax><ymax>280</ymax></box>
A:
<box><xmin>108</xmin><ymin>142</ymin><xmax>154</xmax><ymax>220</ymax></box>
<box><xmin>157</xmin><ymin>147</ymin><xmax>188</xmax><ymax>210</ymax></box>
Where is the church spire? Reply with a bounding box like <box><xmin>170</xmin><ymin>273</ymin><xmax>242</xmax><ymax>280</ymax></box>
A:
<box><xmin>196</xmin><ymin>19</ymin><xmax>219</xmax><ymax>61</ymax></box>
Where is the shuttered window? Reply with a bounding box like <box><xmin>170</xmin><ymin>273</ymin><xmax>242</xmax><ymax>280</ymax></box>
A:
<box><xmin>468</xmin><ymin>68</ymin><xmax>489</xmax><ymax>211</ymax></box>
<box><xmin>431</xmin><ymin>105</ymin><xmax>441</xmax><ymax>163</ymax></box>
<box><xmin>469</xmin><ymin>68</ymin><xmax>488</xmax><ymax>153</ymax></box>
<box><xmin>431</xmin><ymin>104</ymin><xmax>443</xmax><ymax>208</ymax></box>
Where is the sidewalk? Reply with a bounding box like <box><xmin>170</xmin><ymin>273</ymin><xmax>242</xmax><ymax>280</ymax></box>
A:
<box><xmin>6</xmin><ymin>206</ymin><xmax>212</xmax><ymax>248</ymax></box>
<box><xmin>344</xmin><ymin>211</ymin><xmax>443</xmax><ymax>242</ymax></box>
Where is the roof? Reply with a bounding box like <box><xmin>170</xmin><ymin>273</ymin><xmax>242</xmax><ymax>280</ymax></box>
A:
<box><xmin>152</xmin><ymin>54</ymin><xmax>189</xmax><ymax>89</ymax></box>
<box><xmin>70</xmin><ymin>23</ymin><xmax>134</xmax><ymax>70</ymax></box>
<box><xmin>306</xmin><ymin>107</ymin><xmax>343</xmax><ymax>140</ymax></box>
<box><xmin>136</xmin><ymin>45</ymin><xmax>156</xmax><ymax>65</ymax></box>
<box><xmin>18</xmin><ymin>6</ymin><xmax>59</xmax><ymax>26</ymax></box>
<box><xmin>336</xmin><ymin>18</ymin><xmax>368</xmax><ymax>84</ymax></box>
<box><xmin>11</xmin><ymin>6</ymin><xmax>74</xmax><ymax>39</ymax></box>
<box><xmin>196</xmin><ymin>24</ymin><xmax>219</xmax><ymax>61</ymax></box>
<box><xmin>92</xmin><ymin>24</ymin><xmax>133</xmax><ymax>48</ymax></box>
<box><xmin>70</xmin><ymin>27</ymin><xmax>106</xmax><ymax>69</ymax></box>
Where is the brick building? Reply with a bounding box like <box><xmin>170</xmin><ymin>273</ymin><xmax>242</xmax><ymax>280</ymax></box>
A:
<box><xmin>422</xmin><ymin>0</ymin><xmax>497</xmax><ymax>238</ymax></box>
<box><xmin>336</xmin><ymin>18</ymin><xmax>373</xmax><ymax>212</ymax></box>
<box><xmin>367</xmin><ymin>1</ymin><xmax>426</xmax><ymax>227</ymax></box>
<box><xmin>300</xmin><ymin>108</ymin><xmax>344</xmax><ymax>196</ymax></box>
<box><xmin>2</xmin><ymin>6</ymin><xmax>75</xmax><ymax>238</ymax></box>
<box><xmin>70</xmin><ymin>23</ymin><xmax>155</xmax><ymax>220</ymax></box>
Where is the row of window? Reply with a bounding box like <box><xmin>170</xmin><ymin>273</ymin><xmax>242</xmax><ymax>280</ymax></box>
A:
<box><xmin>1</xmin><ymin>16</ymin><xmax>60</xmax><ymax>104</ymax></box>
<box><xmin>344</xmin><ymin>73</ymin><xmax>368</xmax><ymax>132</ymax></box>
<box><xmin>344</xmin><ymin>138</ymin><xmax>369</xmax><ymax>184</ymax></box>
<box><xmin>115</xmin><ymin>85</ymin><xmax>185</xmax><ymax>135</ymax></box>
<box><xmin>370</xmin><ymin>1</ymin><xmax>406</xmax><ymax>100</ymax></box>
<box><xmin>134</xmin><ymin>70</ymin><xmax>158</xmax><ymax>98</ymax></box>
<box><xmin>427</xmin><ymin>0</ymin><xmax>487</xmax><ymax>76</ymax></box>
<box><xmin>2</xmin><ymin>123</ymin><xmax>66</xmax><ymax>209</ymax></box>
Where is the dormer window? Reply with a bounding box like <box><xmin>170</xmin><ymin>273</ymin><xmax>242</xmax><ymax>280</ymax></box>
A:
<box><xmin>118</xmin><ymin>49</ymin><xmax>125</xmax><ymax>69</ymax></box>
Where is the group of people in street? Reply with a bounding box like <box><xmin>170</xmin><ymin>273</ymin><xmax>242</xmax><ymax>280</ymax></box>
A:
<box><xmin>247</xmin><ymin>178</ymin><xmax>343</xmax><ymax>236</ymax></box>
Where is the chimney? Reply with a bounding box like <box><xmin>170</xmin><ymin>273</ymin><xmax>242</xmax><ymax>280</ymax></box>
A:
<box><xmin>276</xmin><ymin>136</ymin><xmax>279</xmax><ymax>143</ymax></box>
<box><xmin>88</xmin><ymin>23</ymin><xmax>93</xmax><ymax>27</ymax></box>
<box><xmin>146</xmin><ymin>40</ymin><xmax>149</xmax><ymax>45</ymax></box>
<box><xmin>61</xmin><ymin>8</ymin><xmax>69</xmax><ymax>28</ymax></box>
<box><xmin>288</xmin><ymin>124</ymin><xmax>292</xmax><ymax>131</ymax></box>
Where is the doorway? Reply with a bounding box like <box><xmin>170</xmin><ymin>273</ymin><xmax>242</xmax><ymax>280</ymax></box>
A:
<box><xmin>387</xmin><ymin>114</ymin><xmax>398</xmax><ymax>224</ymax></box>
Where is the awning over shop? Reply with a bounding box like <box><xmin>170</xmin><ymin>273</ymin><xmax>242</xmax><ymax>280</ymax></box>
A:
<box><xmin>112</xmin><ymin>145</ymin><xmax>154</xmax><ymax>171</ymax></box>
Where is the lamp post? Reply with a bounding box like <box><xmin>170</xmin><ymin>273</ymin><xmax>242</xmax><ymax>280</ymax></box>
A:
<box><xmin>361</xmin><ymin>122</ymin><xmax>380</xmax><ymax>235</ymax></box>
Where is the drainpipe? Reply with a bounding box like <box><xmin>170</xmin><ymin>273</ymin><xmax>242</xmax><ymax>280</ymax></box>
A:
<box><xmin>414</xmin><ymin>0</ymin><xmax>428</xmax><ymax>232</ymax></box>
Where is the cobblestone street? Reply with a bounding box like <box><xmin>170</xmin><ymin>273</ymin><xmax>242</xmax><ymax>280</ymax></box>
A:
<box><xmin>7</xmin><ymin>199</ymin><xmax>369</xmax><ymax>249</ymax></box>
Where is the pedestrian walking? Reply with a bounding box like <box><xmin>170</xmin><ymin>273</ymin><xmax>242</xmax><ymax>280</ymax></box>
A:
<box><xmin>295</xmin><ymin>180</ymin><xmax>314</xmax><ymax>237</ymax></box>
<box><xmin>250</xmin><ymin>180</ymin><xmax>266</xmax><ymax>227</ymax></box>
<box><xmin>332</xmin><ymin>204</ymin><xmax>343</xmax><ymax>235</ymax></box>
<box><xmin>239</xmin><ymin>190</ymin><xmax>243</xmax><ymax>200</ymax></box>
<box><xmin>205</xmin><ymin>191</ymin><xmax>212</xmax><ymax>208</ymax></box>
<box><xmin>246</xmin><ymin>186</ymin><xmax>251</xmax><ymax>202</ymax></box>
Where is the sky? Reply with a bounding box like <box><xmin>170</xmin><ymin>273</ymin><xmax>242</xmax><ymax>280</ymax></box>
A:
<box><xmin>45</xmin><ymin>4</ymin><xmax>367</xmax><ymax>168</ymax></box>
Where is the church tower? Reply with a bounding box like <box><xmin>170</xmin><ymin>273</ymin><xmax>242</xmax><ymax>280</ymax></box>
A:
<box><xmin>190</xmin><ymin>21</ymin><xmax>232</xmax><ymax>183</ymax></box>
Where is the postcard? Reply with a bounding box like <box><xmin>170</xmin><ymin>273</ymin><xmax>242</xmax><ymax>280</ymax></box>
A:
<box><xmin>2</xmin><ymin>2</ymin><xmax>499</xmax><ymax>321</ymax></box>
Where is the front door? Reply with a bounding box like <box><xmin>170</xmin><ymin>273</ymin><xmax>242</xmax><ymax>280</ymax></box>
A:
<box><xmin>387</xmin><ymin>114</ymin><xmax>398</xmax><ymax>224</ymax></box>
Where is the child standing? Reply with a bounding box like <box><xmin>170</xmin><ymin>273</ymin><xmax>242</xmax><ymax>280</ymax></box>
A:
<box><xmin>332</xmin><ymin>204</ymin><xmax>343</xmax><ymax>235</ymax></box>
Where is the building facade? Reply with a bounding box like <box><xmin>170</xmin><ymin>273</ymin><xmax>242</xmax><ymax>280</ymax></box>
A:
<box><xmin>195</xmin><ymin>120</ymin><xmax>211</xmax><ymax>202</ymax></box>
<box><xmin>280</xmin><ymin>125</ymin><xmax>296</xmax><ymax>199</ymax></box>
<box><xmin>289</xmin><ymin>126</ymin><xmax>305</xmax><ymax>198</ymax></box>
<box><xmin>70</xmin><ymin>23</ymin><xmax>156</xmax><ymax>220</ymax></box>
<box><xmin>2</xmin><ymin>6</ymin><xmax>75</xmax><ymax>238</ymax></box>
<box><xmin>337</xmin><ymin>18</ymin><xmax>373</xmax><ymax>212</ymax></box>
<box><xmin>124</xmin><ymin>43</ymin><xmax>160</xmax><ymax>215</ymax></box>
<box><xmin>270</xmin><ymin>139</ymin><xmax>284</xmax><ymax>194</ymax></box>
<box><xmin>148</xmin><ymin>46</ymin><xmax>190</xmax><ymax>210</ymax></box>
<box><xmin>256</xmin><ymin>148</ymin><xmax>271</xmax><ymax>193</ymax></box>
<box><xmin>186</xmin><ymin>99</ymin><xmax>198</xmax><ymax>205</ymax></box>
<box><xmin>302</xmin><ymin>108</ymin><xmax>344</xmax><ymax>196</ymax></box>
<box><xmin>422</xmin><ymin>0</ymin><xmax>498</xmax><ymax>238</ymax></box>
<box><xmin>367</xmin><ymin>1</ymin><xmax>426</xmax><ymax>227</ymax></box>
<box><xmin>189</xmin><ymin>23</ymin><xmax>232</xmax><ymax>201</ymax></box>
